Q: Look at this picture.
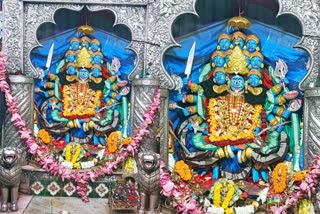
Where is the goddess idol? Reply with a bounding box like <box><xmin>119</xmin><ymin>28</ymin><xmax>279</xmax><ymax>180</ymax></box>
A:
<box><xmin>170</xmin><ymin>17</ymin><xmax>303</xmax><ymax>182</ymax></box>
<box><xmin>33</xmin><ymin>25</ymin><xmax>131</xmax><ymax>170</ymax></box>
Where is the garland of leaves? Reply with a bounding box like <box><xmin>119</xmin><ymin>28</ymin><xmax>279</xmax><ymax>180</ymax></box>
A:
<box><xmin>0</xmin><ymin>52</ymin><xmax>161</xmax><ymax>202</ymax></box>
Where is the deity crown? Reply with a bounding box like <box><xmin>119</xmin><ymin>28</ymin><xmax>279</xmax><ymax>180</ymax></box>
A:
<box><xmin>226</xmin><ymin>46</ymin><xmax>249</xmax><ymax>75</ymax></box>
<box><xmin>75</xmin><ymin>48</ymin><xmax>92</xmax><ymax>69</ymax></box>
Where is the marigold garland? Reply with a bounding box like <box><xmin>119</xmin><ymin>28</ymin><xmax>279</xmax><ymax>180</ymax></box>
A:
<box><xmin>0</xmin><ymin>53</ymin><xmax>161</xmax><ymax>202</ymax></box>
<box><xmin>212</xmin><ymin>181</ymin><xmax>235</xmax><ymax>210</ymax></box>
<box><xmin>174</xmin><ymin>160</ymin><xmax>192</xmax><ymax>181</ymax></box>
<box><xmin>108</xmin><ymin>131</ymin><xmax>119</xmax><ymax>153</ymax></box>
<box><xmin>272</xmin><ymin>163</ymin><xmax>288</xmax><ymax>193</ymax></box>
<box><xmin>38</xmin><ymin>129</ymin><xmax>51</xmax><ymax>144</ymax></box>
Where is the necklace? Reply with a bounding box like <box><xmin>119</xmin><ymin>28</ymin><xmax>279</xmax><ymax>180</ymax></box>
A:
<box><xmin>227</xmin><ymin>94</ymin><xmax>245</xmax><ymax>126</ymax></box>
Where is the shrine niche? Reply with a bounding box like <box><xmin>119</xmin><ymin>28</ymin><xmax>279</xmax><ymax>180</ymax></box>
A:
<box><xmin>1</xmin><ymin>0</ymin><xmax>163</xmax><ymax>204</ymax></box>
<box><xmin>159</xmin><ymin>0</ymin><xmax>319</xmax><ymax>211</ymax></box>
<box><xmin>31</xmin><ymin>8</ymin><xmax>134</xmax><ymax>170</ymax></box>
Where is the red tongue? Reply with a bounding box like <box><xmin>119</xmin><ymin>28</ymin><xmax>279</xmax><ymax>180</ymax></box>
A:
<box><xmin>6</xmin><ymin>156</ymin><xmax>13</xmax><ymax>161</ymax></box>
<box><xmin>145</xmin><ymin>161</ymin><xmax>152</xmax><ymax>167</ymax></box>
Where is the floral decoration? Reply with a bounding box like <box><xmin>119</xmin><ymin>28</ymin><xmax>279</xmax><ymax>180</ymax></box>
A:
<box><xmin>38</xmin><ymin>128</ymin><xmax>51</xmax><ymax>144</ymax></box>
<box><xmin>0</xmin><ymin>52</ymin><xmax>161</xmax><ymax>202</ymax></box>
<box><xmin>174</xmin><ymin>160</ymin><xmax>192</xmax><ymax>181</ymax></box>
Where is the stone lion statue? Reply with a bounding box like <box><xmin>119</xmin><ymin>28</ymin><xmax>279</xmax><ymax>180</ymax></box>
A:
<box><xmin>137</xmin><ymin>151</ymin><xmax>160</xmax><ymax>214</ymax></box>
<box><xmin>0</xmin><ymin>147</ymin><xmax>22</xmax><ymax>212</ymax></box>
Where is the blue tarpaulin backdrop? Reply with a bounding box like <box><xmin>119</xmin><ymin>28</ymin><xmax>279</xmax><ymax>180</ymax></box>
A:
<box><xmin>31</xmin><ymin>28</ymin><xmax>136</xmax><ymax>80</ymax></box>
<box><xmin>164</xmin><ymin>19</ymin><xmax>308</xmax><ymax>86</ymax></box>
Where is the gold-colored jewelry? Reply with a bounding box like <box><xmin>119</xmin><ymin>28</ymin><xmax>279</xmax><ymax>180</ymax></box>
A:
<box><xmin>226</xmin><ymin>46</ymin><xmax>249</xmax><ymax>75</ymax></box>
<box><xmin>90</xmin><ymin>76</ymin><xmax>102</xmax><ymax>84</ymax></box>
<box><xmin>271</xmin><ymin>85</ymin><xmax>282</xmax><ymax>95</ymax></box>
<box><xmin>247</xmin><ymin>85</ymin><xmax>263</xmax><ymax>95</ymax></box>
<box><xmin>245</xmin><ymin>147</ymin><xmax>253</xmax><ymax>158</ymax></box>
<box><xmin>67</xmin><ymin>120</ymin><xmax>75</xmax><ymax>128</ymax></box>
<box><xmin>217</xmin><ymin>148</ymin><xmax>225</xmax><ymax>159</ymax></box>
<box><xmin>277</xmin><ymin>96</ymin><xmax>286</xmax><ymax>105</ymax></box>
<box><xmin>213</xmin><ymin>85</ymin><xmax>228</xmax><ymax>94</ymax></box>
<box><xmin>186</xmin><ymin>95</ymin><xmax>195</xmax><ymax>103</ymax></box>
<box><xmin>224</xmin><ymin>146</ymin><xmax>230</xmax><ymax>158</ymax></box>
<box><xmin>276</xmin><ymin>107</ymin><xmax>285</xmax><ymax>116</ymax></box>
<box><xmin>269</xmin><ymin>117</ymin><xmax>278</xmax><ymax>127</ymax></box>
<box><xmin>241</xmin><ymin>150</ymin><xmax>247</xmax><ymax>163</ymax></box>
<box><xmin>66</xmin><ymin>75</ymin><xmax>78</xmax><ymax>82</ymax></box>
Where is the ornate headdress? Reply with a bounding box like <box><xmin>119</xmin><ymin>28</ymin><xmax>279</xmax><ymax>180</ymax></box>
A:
<box><xmin>91</xmin><ymin>39</ymin><xmax>101</xmax><ymax>45</ymax></box>
<box><xmin>245</xmin><ymin>34</ymin><xmax>259</xmax><ymax>43</ymax></box>
<box><xmin>212</xmin><ymin>67</ymin><xmax>226</xmax><ymax>76</ymax></box>
<box><xmin>218</xmin><ymin>33</ymin><xmax>231</xmax><ymax>42</ymax></box>
<box><xmin>250</xmin><ymin>51</ymin><xmax>264</xmax><ymax>60</ymax></box>
<box><xmin>211</xmin><ymin>51</ymin><xmax>225</xmax><ymax>59</ymax></box>
<box><xmin>66</xmin><ymin>62</ymin><xmax>76</xmax><ymax>68</ymax></box>
<box><xmin>248</xmin><ymin>69</ymin><xmax>263</xmax><ymax>78</ymax></box>
<box><xmin>242</xmin><ymin>50</ymin><xmax>251</xmax><ymax>58</ymax></box>
<box><xmin>75</xmin><ymin>48</ymin><xmax>92</xmax><ymax>68</ymax></box>
<box><xmin>226</xmin><ymin>46</ymin><xmax>249</xmax><ymax>75</ymax></box>
<box><xmin>225</xmin><ymin>50</ymin><xmax>233</xmax><ymax>57</ymax></box>
<box><xmin>92</xmin><ymin>64</ymin><xmax>102</xmax><ymax>70</ymax></box>
<box><xmin>77</xmin><ymin>25</ymin><xmax>95</xmax><ymax>35</ymax></box>
<box><xmin>70</xmin><ymin>37</ymin><xmax>80</xmax><ymax>44</ymax></box>
<box><xmin>232</xmin><ymin>31</ymin><xmax>246</xmax><ymax>41</ymax></box>
<box><xmin>228</xmin><ymin>16</ymin><xmax>251</xmax><ymax>29</ymax></box>
<box><xmin>80</xmin><ymin>36</ymin><xmax>91</xmax><ymax>44</ymax></box>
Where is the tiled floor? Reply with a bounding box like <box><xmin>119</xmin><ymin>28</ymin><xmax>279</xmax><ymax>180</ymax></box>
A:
<box><xmin>3</xmin><ymin>195</ymin><xmax>110</xmax><ymax>214</ymax></box>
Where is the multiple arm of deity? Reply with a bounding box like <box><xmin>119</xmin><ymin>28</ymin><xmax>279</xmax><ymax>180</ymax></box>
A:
<box><xmin>170</xmin><ymin>30</ymin><xmax>303</xmax><ymax>182</ymax></box>
<box><xmin>34</xmin><ymin>33</ymin><xmax>130</xmax><ymax>146</ymax></box>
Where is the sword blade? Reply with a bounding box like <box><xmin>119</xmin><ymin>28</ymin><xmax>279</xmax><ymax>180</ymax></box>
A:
<box><xmin>184</xmin><ymin>41</ymin><xmax>196</xmax><ymax>79</ymax></box>
<box><xmin>46</xmin><ymin>43</ymin><xmax>54</xmax><ymax>70</ymax></box>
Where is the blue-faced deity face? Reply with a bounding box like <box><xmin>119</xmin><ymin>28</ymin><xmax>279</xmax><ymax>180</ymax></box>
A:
<box><xmin>66</xmin><ymin>54</ymin><xmax>76</xmax><ymax>63</ymax></box>
<box><xmin>91</xmin><ymin>68</ymin><xmax>101</xmax><ymax>78</ymax></box>
<box><xmin>70</xmin><ymin>41</ymin><xmax>80</xmax><ymax>51</ymax></box>
<box><xmin>91</xmin><ymin>42</ymin><xmax>100</xmax><ymax>52</ymax></box>
<box><xmin>251</xmin><ymin>56</ymin><xmax>263</xmax><ymax>69</ymax></box>
<box><xmin>246</xmin><ymin>39</ymin><xmax>258</xmax><ymax>53</ymax></box>
<box><xmin>214</xmin><ymin>71</ymin><xmax>227</xmax><ymax>85</ymax></box>
<box><xmin>248</xmin><ymin>74</ymin><xmax>261</xmax><ymax>87</ymax></box>
<box><xmin>93</xmin><ymin>55</ymin><xmax>103</xmax><ymax>65</ymax></box>
<box><xmin>230</xmin><ymin>74</ymin><xmax>245</xmax><ymax>93</ymax></box>
<box><xmin>213</xmin><ymin>55</ymin><xmax>225</xmax><ymax>68</ymax></box>
<box><xmin>78</xmin><ymin>68</ymin><xmax>89</xmax><ymax>82</ymax></box>
<box><xmin>82</xmin><ymin>41</ymin><xmax>90</xmax><ymax>49</ymax></box>
<box><xmin>219</xmin><ymin>38</ymin><xmax>231</xmax><ymax>52</ymax></box>
<box><xmin>67</xmin><ymin>66</ymin><xmax>76</xmax><ymax>76</ymax></box>
<box><xmin>232</xmin><ymin>37</ymin><xmax>245</xmax><ymax>49</ymax></box>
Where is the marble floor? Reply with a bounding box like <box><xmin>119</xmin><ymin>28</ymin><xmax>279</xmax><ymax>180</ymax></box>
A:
<box><xmin>1</xmin><ymin>194</ymin><xmax>137</xmax><ymax>214</ymax></box>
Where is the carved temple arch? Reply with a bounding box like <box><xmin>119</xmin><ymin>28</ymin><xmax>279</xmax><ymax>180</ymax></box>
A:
<box><xmin>25</xmin><ymin>5</ymin><xmax>139</xmax><ymax>79</ymax></box>
<box><xmin>158</xmin><ymin>0</ymin><xmax>320</xmax><ymax>168</ymax></box>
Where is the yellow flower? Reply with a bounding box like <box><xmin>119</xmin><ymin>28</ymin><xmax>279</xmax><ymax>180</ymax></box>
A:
<box><xmin>174</xmin><ymin>160</ymin><xmax>192</xmax><ymax>181</ymax></box>
<box><xmin>108</xmin><ymin>131</ymin><xmax>119</xmax><ymax>153</ymax></box>
<box><xmin>38</xmin><ymin>129</ymin><xmax>51</xmax><ymax>144</ymax></box>
<box><xmin>272</xmin><ymin>163</ymin><xmax>288</xmax><ymax>193</ymax></box>
<box><xmin>122</xmin><ymin>137</ymin><xmax>132</xmax><ymax>146</ymax></box>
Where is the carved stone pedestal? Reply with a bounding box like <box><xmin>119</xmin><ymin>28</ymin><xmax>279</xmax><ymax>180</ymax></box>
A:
<box><xmin>303</xmin><ymin>88</ymin><xmax>320</xmax><ymax>167</ymax></box>
<box><xmin>1</xmin><ymin>75</ymin><xmax>33</xmax><ymax>153</ymax></box>
<box><xmin>130</xmin><ymin>78</ymin><xmax>160</xmax><ymax>152</ymax></box>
